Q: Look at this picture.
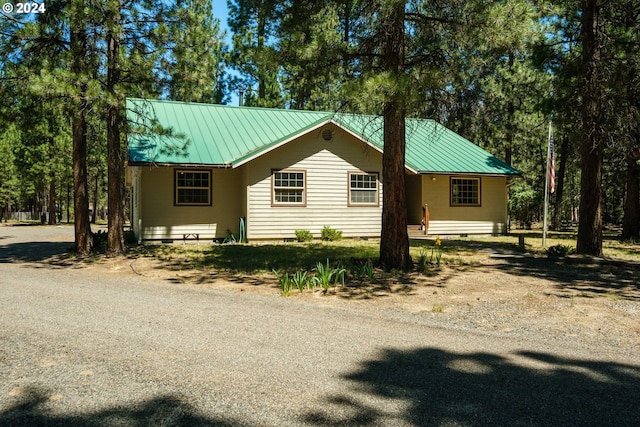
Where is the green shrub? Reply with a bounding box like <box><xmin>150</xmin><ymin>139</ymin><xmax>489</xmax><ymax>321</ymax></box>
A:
<box><xmin>321</xmin><ymin>226</ymin><xmax>342</xmax><ymax>241</ymax></box>
<box><xmin>91</xmin><ymin>230</ymin><xmax>108</xmax><ymax>253</ymax></box>
<box><xmin>546</xmin><ymin>244</ymin><xmax>575</xmax><ymax>258</ymax></box>
<box><xmin>312</xmin><ymin>259</ymin><xmax>335</xmax><ymax>291</ymax></box>
<box><xmin>295</xmin><ymin>229</ymin><xmax>313</xmax><ymax>242</ymax></box>
<box><xmin>508</xmin><ymin>182</ymin><xmax>541</xmax><ymax>229</ymax></box>
<box><xmin>272</xmin><ymin>269</ymin><xmax>293</xmax><ymax>295</ymax></box>
<box><xmin>348</xmin><ymin>258</ymin><xmax>375</xmax><ymax>281</ymax></box>
<box><xmin>124</xmin><ymin>230</ymin><xmax>137</xmax><ymax>246</ymax></box>
<box><xmin>417</xmin><ymin>248</ymin><xmax>428</xmax><ymax>272</ymax></box>
<box><xmin>291</xmin><ymin>270</ymin><xmax>311</xmax><ymax>292</ymax></box>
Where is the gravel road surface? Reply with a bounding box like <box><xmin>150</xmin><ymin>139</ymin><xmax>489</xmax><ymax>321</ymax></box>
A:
<box><xmin>1</xmin><ymin>225</ymin><xmax>639</xmax><ymax>426</ymax></box>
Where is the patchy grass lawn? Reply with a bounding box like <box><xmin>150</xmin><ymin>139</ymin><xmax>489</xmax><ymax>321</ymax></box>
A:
<box><xmin>132</xmin><ymin>228</ymin><xmax>639</xmax><ymax>275</ymax></box>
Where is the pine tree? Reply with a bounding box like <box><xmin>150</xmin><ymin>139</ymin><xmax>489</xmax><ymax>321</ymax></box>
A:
<box><xmin>166</xmin><ymin>0</ymin><xmax>227</xmax><ymax>103</ymax></box>
<box><xmin>228</xmin><ymin>0</ymin><xmax>283</xmax><ymax>107</ymax></box>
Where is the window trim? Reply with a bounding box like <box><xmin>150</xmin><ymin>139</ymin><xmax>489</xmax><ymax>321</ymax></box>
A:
<box><xmin>347</xmin><ymin>171</ymin><xmax>380</xmax><ymax>207</ymax></box>
<box><xmin>450</xmin><ymin>176</ymin><xmax>481</xmax><ymax>207</ymax></box>
<box><xmin>271</xmin><ymin>169</ymin><xmax>307</xmax><ymax>207</ymax></box>
<box><xmin>174</xmin><ymin>169</ymin><xmax>212</xmax><ymax>206</ymax></box>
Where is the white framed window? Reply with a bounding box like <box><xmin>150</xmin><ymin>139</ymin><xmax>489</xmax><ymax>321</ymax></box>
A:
<box><xmin>175</xmin><ymin>169</ymin><xmax>211</xmax><ymax>206</ymax></box>
<box><xmin>451</xmin><ymin>177</ymin><xmax>481</xmax><ymax>206</ymax></box>
<box><xmin>349</xmin><ymin>172</ymin><xmax>379</xmax><ymax>206</ymax></box>
<box><xmin>272</xmin><ymin>170</ymin><xmax>306</xmax><ymax>206</ymax></box>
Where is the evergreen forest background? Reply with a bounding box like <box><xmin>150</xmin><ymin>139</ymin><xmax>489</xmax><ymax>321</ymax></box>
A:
<box><xmin>0</xmin><ymin>0</ymin><xmax>638</xmax><ymax>261</ymax></box>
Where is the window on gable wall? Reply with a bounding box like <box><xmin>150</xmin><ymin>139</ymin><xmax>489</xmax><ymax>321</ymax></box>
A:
<box><xmin>349</xmin><ymin>172</ymin><xmax>379</xmax><ymax>206</ymax></box>
<box><xmin>451</xmin><ymin>177</ymin><xmax>481</xmax><ymax>206</ymax></box>
<box><xmin>272</xmin><ymin>170</ymin><xmax>306</xmax><ymax>205</ymax></box>
<box><xmin>175</xmin><ymin>169</ymin><xmax>212</xmax><ymax>206</ymax></box>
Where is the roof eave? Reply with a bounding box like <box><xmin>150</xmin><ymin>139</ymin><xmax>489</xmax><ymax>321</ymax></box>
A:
<box><xmin>126</xmin><ymin>161</ymin><xmax>232</xmax><ymax>168</ymax></box>
<box><xmin>417</xmin><ymin>170</ymin><xmax>522</xmax><ymax>177</ymax></box>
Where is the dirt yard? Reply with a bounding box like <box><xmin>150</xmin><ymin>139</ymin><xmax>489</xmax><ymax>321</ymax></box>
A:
<box><xmin>104</xmin><ymin>249</ymin><xmax>640</xmax><ymax>357</ymax></box>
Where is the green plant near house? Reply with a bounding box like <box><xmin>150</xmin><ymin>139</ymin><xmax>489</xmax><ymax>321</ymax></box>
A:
<box><xmin>417</xmin><ymin>248</ymin><xmax>428</xmax><ymax>272</ymax></box>
<box><xmin>347</xmin><ymin>260</ymin><xmax>361</xmax><ymax>279</ymax></box>
<box><xmin>291</xmin><ymin>270</ymin><xmax>310</xmax><ymax>292</ymax></box>
<box><xmin>312</xmin><ymin>259</ymin><xmax>335</xmax><ymax>291</ymax></box>
<box><xmin>294</xmin><ymin>229</ymin><xmax>313</xmax><ymax>242</ymax></box>
<box><xmin>320</xmin><ymin>226</ymin><xmax>342</xmax><ymax>241</ymax></box>
<box><xmin>91</xmin><ymin>230</ymin><xmax>108</xmax><ymax>253</ymax></box>
<box><xmin>347</xmin><ymin>258</ymin><xmax>375</xmax><ymax>281</ymax></box>
<box><xmin>333</xmin><ymin>264</ymin><xmax>346</xmax><ymax>287</ymax></box>
<box><xmin>272</xmin><ymin>269</ymin><xmax>293</xmax><ymax>295</ymax></box>
<box><xmin>363</xmin><ymin>261</ymin><xmax>375</xmax><ymax>282</ymax></box>
<box><xmin>124</xmin><ymin>230</ymin><xmax>138</xmax><ymax>246</ymax></box>
<box><xmin>430</xmin><ymin>236</ymin><xmax>443</xmax><ymax>266</ymax></box>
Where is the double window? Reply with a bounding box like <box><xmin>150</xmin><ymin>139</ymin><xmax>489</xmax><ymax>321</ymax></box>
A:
<box><xmin>271</xmin><ymin>170</ymin><xmax>379</xmax><ymax>207</ymax></box>
<box><xmin>272</xmin><ymin>170</ymin><xmax>306</xmax><ymax>205</ymax></box>
<box><xmin>349</xmin><ymin>172</ymin><xmax>379</xmax><ymax>206</ymax></box>
<box><xmin>175</xmin><ymin>169</ymin><xmax>211</xmax><ymax>206</ymax></box>
<box><xmin>451</xmin><ymin>177</ymin><xmax>480</xmax><ymax>206</ymax></box>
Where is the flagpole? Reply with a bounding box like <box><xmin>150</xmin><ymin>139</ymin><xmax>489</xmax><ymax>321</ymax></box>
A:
<box><xmin>543</xmin><ymin>121</ymin><xmax>552</xmax><ymax>248</ymax></box>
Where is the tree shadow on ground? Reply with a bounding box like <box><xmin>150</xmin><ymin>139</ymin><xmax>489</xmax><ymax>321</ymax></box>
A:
<box><xmin>143</xmin><ymin>243</ymin><xmax>380</xmax><ymax>274</ymax></box>
<box><xmin>492</xmin><ymin>255</ymin><xmax>640</xmax><ymax>301</ymax></box>
<box><xmin>303</xmin><ymin>347</ymin><xmax>640</xmax><ymax>426</ymax></box>
<box><xmin>0</xmin><ymin>241</ymin><xmax>76</xmax><ymax>266</ymax></box>
<box><xmin>0</xmin><ymin>387</ymin><xmax>242</xmax><ymax>427</ymax></box>
<box><xmin>411</xmin><ymin>237</ymin><xmax>525</xmax><ymax>256</ymax></box>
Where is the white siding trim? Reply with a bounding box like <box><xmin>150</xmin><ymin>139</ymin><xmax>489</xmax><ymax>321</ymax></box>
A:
<box><xmin>427</xmin><ymin>220</ymin><xmax>506</xmax><ymax>235</ymax></box>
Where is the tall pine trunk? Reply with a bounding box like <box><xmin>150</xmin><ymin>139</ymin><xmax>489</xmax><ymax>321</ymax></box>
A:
<box><xmin>48</xmin><ymin>175</ymin><xmax>56</xmax><ymax>225</ymax></box>
<box><xmin>91</xmin><ymin>173</ymin><xmax>98</xmax><ymax>224</ymax></box>
<box><xmin>107</xmin><ymin>2</ymin><xmax>125</xmax><ymax>255</ymax></box>
<box><xmin>379</xmin><ymin>0</ymin><xmax>411</xmax><ymax>271</ymax></box>
<box><xmin>576</xmin><ymin>0</ymin><xmax>603</xmax><ymax>256</ymax></box>
<box><xmin>71</xmin><ymin>0</ymin><xmax>92</xmax><ymax>255</ymax></box>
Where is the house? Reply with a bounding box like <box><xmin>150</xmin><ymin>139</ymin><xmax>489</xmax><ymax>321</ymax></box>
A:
<box><xmin>126</xmin><ymin>98</ymin><xmax>520</xmax><ymax>242</ymax></box>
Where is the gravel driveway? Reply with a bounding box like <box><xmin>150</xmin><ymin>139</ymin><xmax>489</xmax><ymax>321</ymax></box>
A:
<box><xmin>1</xmin><ymin>225</ymin><xmax>639</xmax><ymax>426</ymax></box>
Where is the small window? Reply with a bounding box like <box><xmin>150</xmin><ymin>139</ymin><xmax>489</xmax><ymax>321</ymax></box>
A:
<box><xmin>349</xmin><ymin>172</ymin><xmax>379</xmax><ymax>206</ymax></box>
<box><xmin>175</xmin><ymin>169</ymin><xmax>211</xmax><ymax>206</ymax></box>
<box><xmin>451</xmin><ymin>177</ymin><xmax>480</xmax><ymax>206</ymax></box>
<box><xmin>272</xmin><ymin>170</ymin><xmax>306</xmax><ymax>205</ymax></box>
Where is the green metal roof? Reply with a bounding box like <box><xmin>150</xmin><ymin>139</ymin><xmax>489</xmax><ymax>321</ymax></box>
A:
<box><xmin>127</xmin><ymin>98</ymin><xmax>520</xmax><ymax>176</ymax></box>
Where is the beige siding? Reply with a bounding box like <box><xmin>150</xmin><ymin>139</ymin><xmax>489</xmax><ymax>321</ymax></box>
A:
<box><xmin>138</xmin><ymin>166</ymin><xmax>243</xmax><ymax>240</ymax></box>
<box><xmin>421</xmin><ymin>174</ymin><xmax>507</xmax><ymax>235</ymax></box>
<box><xmin>246</xmin><ymin>127</ymin><xmax>383</xmax><ymax>240</ymax></box>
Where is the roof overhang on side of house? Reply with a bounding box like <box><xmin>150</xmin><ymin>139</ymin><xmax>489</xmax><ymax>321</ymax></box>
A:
<box><xmin>126</xmin><ymin>161</ymin><xmax>233</xmax><ymax>168</ymax></box>
<box><xmin>418</xmin><ymin>171</ymin><xmax>522</xmax><ymax>177</ymax></box>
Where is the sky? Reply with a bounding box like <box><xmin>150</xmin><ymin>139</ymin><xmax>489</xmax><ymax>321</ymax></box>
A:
<box><xmin>211</xmin><ymin>0</ymin><xmax>230</xmax><ymax>35</ymax></box>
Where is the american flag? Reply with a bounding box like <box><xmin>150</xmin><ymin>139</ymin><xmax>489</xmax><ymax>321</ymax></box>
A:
<box><xmin>548</xmin><ymin>131</ymin><xmax>555</xmax><ymax>194</ymax></box>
